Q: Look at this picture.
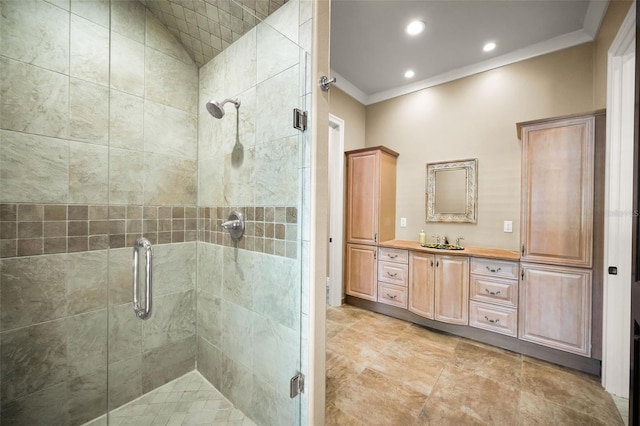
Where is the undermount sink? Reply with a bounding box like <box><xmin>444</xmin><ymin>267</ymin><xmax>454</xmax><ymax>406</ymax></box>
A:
<box><xmin>420</xmin><ymin>243</ymin><xmax>465</xmax><ymax>250</ymax></box>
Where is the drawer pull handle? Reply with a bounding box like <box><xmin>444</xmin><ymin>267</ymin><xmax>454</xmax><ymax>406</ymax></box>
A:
<box><xmin>388</xmin><ymin>254</ymin><xmax>398</xmax><ymax>259</ymax></box>
<box><xmin>484</xmin><ymin>316</ymin><xmax>499</xmax><ymax>324</ymax></box>
<box><xmin>484</xmin><ymin>289</ymin><xmax>501</xmax><ymax>296</ymax></box>
<box><xmin>486</xmin><ymin>266</ymin><xmax>502</xmax><ymax>273</ymax></box>
<box><xmin>386</xmin><ymin>293</ymin><xmax>397</xmax><ymax>299</ymax></box>
<box><xmin>387</xmin><ymin>272</ymin><xmax>398</xmax><ymax>277</ymax></box>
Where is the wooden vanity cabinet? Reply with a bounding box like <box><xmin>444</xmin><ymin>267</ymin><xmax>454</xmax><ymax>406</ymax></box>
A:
<box><xmin>434</xmin><ymin>255</ymin><xmax>469</xmax><ymax>325</ymax></box>
<box><xmin>377</xmin><ymin>247</ymin><xmax>409</xmax><ymax>308</ymax></box>
<box><xmin>408</xmin><ymin>252</ymin><xmax>435</xmax><ymax>319</ymax></box>
<box><xmin>345</xmin><ymin>243</ymin><xmax>377</xmax><ymax>301</ymax></box>
<box><xmin>519</xmin><ymin>263</ymin><xmax>592</xmax><ymax>357</ymax></box>
<box><xmin>409</xmin><ymin>252</ymin><xmax>469</xmax><ymax>325</ymax></box>
<box><xmin>345</xmin><ymin>147</ymin><xmax>399</xmax><ymax>245</ymax></box>
<box><xmin>469</xmin><ymin>257</ymin><xmax>519</xmax><ymax>337</ymax></box>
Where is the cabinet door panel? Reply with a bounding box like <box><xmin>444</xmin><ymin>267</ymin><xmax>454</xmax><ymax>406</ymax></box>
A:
<box><xmin>519</xmin><ymin>263</ymin><xmax>592</xmax><ymax>356</ymax></box>
<box><xmin>408</xmin><ymin>252</ymin><xmax>435</xmax><ymax>319</ymax></box>
<box><xmin>434</xmin><ymin>256</ymin><xmax>469</xmax><ymax>325</ymax></box>
<box><xmin>346</xmin><ymin>151</ymin><xmax>378</xmax><ymax>244</ymax></box>
<box><xmin>345</xmin><ymin>244</ymin><xmax>377</xmax><ymax>301</ymax></box>
<box><xmin>520</xmin><ymin>117</ymin><xmax>594</xmax><ymax>267</ymax></box>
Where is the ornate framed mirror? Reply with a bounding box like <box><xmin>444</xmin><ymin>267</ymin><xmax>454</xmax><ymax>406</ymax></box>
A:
<box><xmin>426</xmin><ymin>158</ymin><xmax>477</xmax><ymax>223</ymax></box>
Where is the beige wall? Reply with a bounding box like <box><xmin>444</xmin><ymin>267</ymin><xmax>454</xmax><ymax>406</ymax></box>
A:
<box><xmin>594</xmin><ymin>0</ymin><xmax>634</xmax><ymax>108</ymax></box>
<box><xmin>366</xmin><ymin>43</ymin><xmax>595</xmax><ymax>250</ymax></box>
<box><xmin>329</xmin><ymin>87</ymin><xmax>366</xmax><ymax>151</ymax></box>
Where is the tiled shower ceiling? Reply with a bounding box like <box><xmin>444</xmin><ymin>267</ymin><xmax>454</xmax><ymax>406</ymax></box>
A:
<box><xmin>139</xmin><ymin>0</ymin><xmax>287</xmax><ymax>67</ymax></box>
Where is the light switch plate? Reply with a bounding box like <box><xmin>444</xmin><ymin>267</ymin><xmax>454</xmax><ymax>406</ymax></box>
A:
<box><xmin>400</xmin><ymin>217</ymin><xmax>407</xmax><ymax>228</ymax></box>
<box><xmin>503</xmin><ymin>220</ymin><xmax>513</xmax><ymax>233</ymax></box>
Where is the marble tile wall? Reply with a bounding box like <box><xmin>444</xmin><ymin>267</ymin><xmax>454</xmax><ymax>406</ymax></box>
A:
<box><xmin>0</xmin><ymin>0</ymin><xmax>200</xmax><ymax>424</ymax></box>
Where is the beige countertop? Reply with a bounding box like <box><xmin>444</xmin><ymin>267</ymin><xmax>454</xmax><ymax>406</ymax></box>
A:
<box><xmin>379</xmin><ymin>239</ymin><xmax>521</xmax><ymax>261</ymax></box>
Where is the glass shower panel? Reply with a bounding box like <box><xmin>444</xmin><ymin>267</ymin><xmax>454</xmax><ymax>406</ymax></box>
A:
<box><xmin>195</xmin><ymin>0</ymin><xmax>310</xmax><ymax>423</ymax></box>
<box><xmin>0</xmin><ymin>0</ymin><xmax>112</xmax><ymax>424</ymax></box>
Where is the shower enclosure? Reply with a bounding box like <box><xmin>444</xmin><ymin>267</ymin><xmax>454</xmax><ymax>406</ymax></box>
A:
<box><xmin>0</xmin><ymin>0</ymin><xmax>312</xmax><ymax>424</ymax></box>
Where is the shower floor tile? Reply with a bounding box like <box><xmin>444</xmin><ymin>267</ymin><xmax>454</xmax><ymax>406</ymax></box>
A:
<box><xmin>107</xmin><ymin>371</ymin><xmax>256</xmax><ymax>426</ymax></box>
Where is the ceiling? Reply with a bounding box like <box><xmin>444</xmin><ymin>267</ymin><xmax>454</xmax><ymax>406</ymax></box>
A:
<box><xmin>330</xmin><ymin>0</ymin><xmax>609</xmax><ymax>105</ymax></box>
<box><xmin>140</xmin><ymin>0</ymin><xmax>287</xmax><ymax>67</ymax></box>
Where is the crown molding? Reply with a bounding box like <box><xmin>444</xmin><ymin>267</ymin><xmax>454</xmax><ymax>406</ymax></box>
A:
<box><xmin>330</xmin><ymin>70</ymin><xmax>369</xmax><ymax>105</ymax></box>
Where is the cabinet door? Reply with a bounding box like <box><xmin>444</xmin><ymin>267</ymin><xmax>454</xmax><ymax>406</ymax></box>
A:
<box><xmin>345</xmin><ymin>244</ymin><xmax>377</xmax><ymax>301</ymax></box>
<box><xmin>520</xmin><ymin>116</ymin><xmax>594</xmax><ymax>267</ymax></box>
<box><xmin>408</xmin><ymin>252</ymin><xmax>435</xmax><ymax>319</ymax></box>
<box><xmin>346</xmin><ymin>151</ymin><xmax>379</xmax><ymax>244</ymax></box>
<box><xmin>434</xmin><ymin>255</ymin><xmax>469</xmax><ymax>325</ymax></box>
<box><xmin>519</xmin><ymin>263</ymin><xmax>592</xmax><ymax>356</ymax></box>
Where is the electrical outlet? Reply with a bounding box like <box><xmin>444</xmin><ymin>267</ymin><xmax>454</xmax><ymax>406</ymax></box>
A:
<box><xmin>503</xmin><ymin>220</ymin><xmax>513</xmax><ymax>233</ymax></box>
<box><xmin>400</xmin><ymin>217</ymin><xmax>407</xmax><ymax>228</ymax></box>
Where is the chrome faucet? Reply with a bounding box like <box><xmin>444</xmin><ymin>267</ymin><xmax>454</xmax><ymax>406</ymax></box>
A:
<box><xmin>456</xmin><ymin>237</ymin><xmax>464</xmax><ymax>247</ymax></box>
<box><xmin>432</xmin><ymin>235</ymin><xmax>440</xmax><ymax>245</ymax></box>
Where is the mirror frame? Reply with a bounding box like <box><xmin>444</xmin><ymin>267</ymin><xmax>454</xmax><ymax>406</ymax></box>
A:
<box><xmin>425</xmin><ymin>158</ymin><xmax>478</xmax><ymax>223</ymax></box>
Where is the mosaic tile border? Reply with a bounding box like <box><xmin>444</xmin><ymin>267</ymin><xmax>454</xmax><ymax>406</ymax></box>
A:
<box><xmin>0</xmin><ymin>204</ymin><xmax>297</xmax><ymax>259</ymax></box>
<box><xmin>199</xmin><ymin>206</ymin><xmax>298</xmax><ymax>259</ymax></box>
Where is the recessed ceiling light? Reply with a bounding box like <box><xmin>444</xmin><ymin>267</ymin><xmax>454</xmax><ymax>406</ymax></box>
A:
<box><xmin>483</xmin><ymin>42</ymin><xmax>496</xmax><ymax>52</ymax></box>
<box><xmin>404</xmin><ymin>70</ymin><xmax>415</xmax><ymax>78</ymax></box>
<box><xmin>406</xmin><ymin>20</ymin><xmax>425</xmax><ymax>36</ymax></box>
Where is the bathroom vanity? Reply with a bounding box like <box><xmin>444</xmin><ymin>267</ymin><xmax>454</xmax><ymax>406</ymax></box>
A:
<box><xmin>344</xmin><ymin>112</ymin><xmax>605</xmax><ymax>376</ymax></box>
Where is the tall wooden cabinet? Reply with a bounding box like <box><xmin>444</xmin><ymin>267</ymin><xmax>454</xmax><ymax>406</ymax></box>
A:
<box><xmin>517</xmin><ymin>112</ymin><xmax>603</xmax><ymax>357</ymax></box>
<box><xmin>344</xmin><ymin>147</ymin><xmax>399</xmax><ymax>300</ymax></box>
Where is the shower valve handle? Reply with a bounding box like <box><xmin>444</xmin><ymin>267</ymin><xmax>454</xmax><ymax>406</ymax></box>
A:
<box><xmin>221</xmin><ymin>220</ymin><xmax>241</xmax><ymax>229</ymax></box>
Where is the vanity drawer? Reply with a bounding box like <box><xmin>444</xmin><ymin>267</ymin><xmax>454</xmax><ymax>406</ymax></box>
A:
<box><xmin>470</xmin><ymin>258</ymin><xmax>519</xmax><ymax>280</ymax></box>
<box><xmin>378</xmin><ymin>282</ymin><xmax>408</xmax><ymax>309</ymax></box>
<box><xmin>470</xmin><ymin>275</ymin><xmax>518</xmax><ymax>308</ymax></box>
<box><xmin>469</xmin><ymin>301</ymin><xmax>517</xmax><ymax>337</ymax></box>
<box><xmin>378</xmin><ymin>247</ymin><xmax>409</xmax><ymax>264</ymax></box>
<box><xmin>378</xmin><ymin>261</ymin><xmax>408</xmax><ymax>286</ymax></box>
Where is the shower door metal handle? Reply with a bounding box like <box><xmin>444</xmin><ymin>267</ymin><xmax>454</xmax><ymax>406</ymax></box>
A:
<box><xmin>132</xmin><ymin>237</ymin><xmax>153</xmax><ymax>320</ymax></box>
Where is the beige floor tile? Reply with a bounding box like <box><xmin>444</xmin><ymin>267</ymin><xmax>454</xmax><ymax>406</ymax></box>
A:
<box><xmin>521</xmin><ymin>359</ymin><xmax>623</xmax><ymax>425</ymax></box>
<box><xmin>518</xmin><ymin>391</ymin><xmax>609</xmax><ymax>425</ymax></box>
<box><xmin>326</xmin><ymin>304</ymin><xmax>623</xmax><ymax>426</ymax></box>
<box><xmin>325</xmin><ymin>402</ymin><xmax>365</xmax><ymax>426</ymax></box>
<box><xmin>452</xmin><ymin>340</ymin><xmax>522</xmax><ymax>389</ymax></box>
<box><xmin>332</xmin><ymin>368</ymin><xmax>428</xmax><ymax>426</ymax></box>
<box><xmin>417</xmin><ymin>365</ymin><xmax>520</xmax><ymax>426</ymax></box>
<box><xmin>368</xmin><ymin>343</ymin><xmax>445</xmax><ymax>396</ymax></box>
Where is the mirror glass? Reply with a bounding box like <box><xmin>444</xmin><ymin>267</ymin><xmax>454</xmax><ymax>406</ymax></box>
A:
<box><xmin>426</xmin><ymin>159</ymin><xmax>477</xmax><ymax>223</ymax></box>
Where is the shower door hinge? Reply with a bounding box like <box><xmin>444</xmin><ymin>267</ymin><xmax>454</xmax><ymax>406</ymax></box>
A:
<box><xmin>289</xmin><ymin>372</ymin><xmax>305</xmax><ymax>398</ymax></box>
<box><xmin>293</xmin><ymin>108</ymin><xmax>308</xmax><ymax>131</ymax></box>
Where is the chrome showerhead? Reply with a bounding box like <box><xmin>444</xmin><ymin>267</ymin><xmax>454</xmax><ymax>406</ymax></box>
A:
<box><xmin>206</xmin><ymin>98</ymin><xmax>240</xmax><ymax>119</ymax></box>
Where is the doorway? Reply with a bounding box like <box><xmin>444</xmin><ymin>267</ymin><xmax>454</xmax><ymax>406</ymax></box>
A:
<box><xmin>328</xmin><ymin>114</ymin><xmax>346</xmax><ymax>307</ymax></box>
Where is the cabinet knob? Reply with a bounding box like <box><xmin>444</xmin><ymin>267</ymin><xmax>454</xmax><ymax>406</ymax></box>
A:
<box><xmin>484</xmin><ymin>316</ymin><xmax>499</xmax><ymax>324</ymax></box>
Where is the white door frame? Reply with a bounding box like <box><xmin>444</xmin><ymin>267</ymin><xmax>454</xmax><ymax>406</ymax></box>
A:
<box><xmin>602</xmin><ymin>1</ymin><xmax>635</xmax><ymax>398</ymax></box>
<box><xmin>328</xmin><ymin>114</ymin><xmax>345</xmax><ymax>307</ymax></box>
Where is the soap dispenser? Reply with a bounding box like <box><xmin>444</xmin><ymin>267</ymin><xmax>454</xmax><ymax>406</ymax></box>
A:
<box><xmin>419</xmin><ymin>230</ymin><xmax>426</xmax><ymax>246</ymax></box>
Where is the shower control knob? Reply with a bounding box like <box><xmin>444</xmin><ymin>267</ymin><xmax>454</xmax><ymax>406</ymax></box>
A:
<box><xmin>221</xmin><ymin>220</ymin><xmax>241</xmax><ymax>229</ymax></box>
<box><xmin>219</xmin><ymin>211</ymin><xmax>245</xmax><ymax>241</ymax></box>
